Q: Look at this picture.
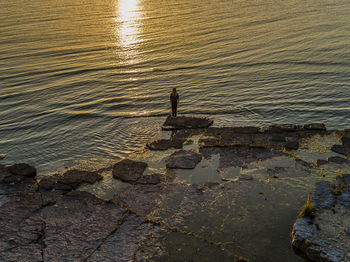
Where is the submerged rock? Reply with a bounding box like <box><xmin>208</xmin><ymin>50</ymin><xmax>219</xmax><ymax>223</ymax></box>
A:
<box><xmin>166</xmin><ymin>150</ymin><xmax>202</xmax><ymax>169</ymax></box>
<box><xmin>113</xmin><ymin>159</ymin><xmax>148</xmax><ymax>183</ymax></box>
<box><xmin>137</xmin><ymin>173</ymin><xmax>165</xmax><ymax>185</ymax></box>
<box><xmin>162</xmin><ymin>115</ymin><xmax>213</xmax><ymax>130</ymax></box>
<box><xmin>147</xmin><ymin>138</ymin><xmax>183</xmax><ymax>150</ymax></box>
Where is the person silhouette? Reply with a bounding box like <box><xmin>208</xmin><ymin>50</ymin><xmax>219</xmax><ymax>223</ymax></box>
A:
<box><xmin>170</xmin><ymin>88</ymin><xmax>179</xmax><ymax>117</ymax></box>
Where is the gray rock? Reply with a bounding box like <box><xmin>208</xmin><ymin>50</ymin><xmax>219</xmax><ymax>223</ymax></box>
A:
<box><xmin>162</xmin><ymin>116</ymin><xmax>213</xmax><ymax>130</ymax></box>
<box><xmin>292</xmin><ymin>177</ymin><xmax>350</xmax><ymax>262</ymax></box>
<box><xmin>86</xmin><ymin>215</ymin><xmax>155</xmax><ymax>262</ymax></box>
<box><xmin>312</xmin><ymin>181</ymin><xmax>336</xmax><ymax>209</ymax></box>
<box><xmin>0</xmin><ymin>192</ymin><xmax>43</xmax><ymax>261</ymax></box>
<box><xmin>166</xmin><ymin>150</ymin><xmax>202</xmax><ymax>169</ymax></box>
<box><xmin>43</xmin><ymin>191</ymin><xmax>128</xmax><ymax>261</ymax></box>
<box><xmin>292</xmin><ymin>217</ymin><xmax>314</xmax><ymax>251</ymax></box>
<box><xmin>113</xmin><ymin>159</ymin><xmax>148</xmax><ymax>183</ymax></box>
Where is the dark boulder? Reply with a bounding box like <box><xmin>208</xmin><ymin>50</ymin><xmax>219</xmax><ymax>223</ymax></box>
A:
<box><xmin>166</xmin><ymin>150</ymin><xmax>202</xmax><ymax>169</ymax></box>
<box><xmin>113</xmin><ymin>159</ymin><xmax>147</xmax><ymax>183</ymax></box>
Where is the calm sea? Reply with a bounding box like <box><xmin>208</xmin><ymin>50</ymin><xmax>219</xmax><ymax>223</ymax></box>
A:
<box><xmin>1</xmin><ymin>0</ymin><xmax>350</xmax><ymax>174</ymax></box>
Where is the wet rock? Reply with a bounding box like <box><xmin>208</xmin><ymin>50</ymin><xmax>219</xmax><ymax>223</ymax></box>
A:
<box><xmin>292</xmin><ymin>177</ymin><xmax>350</xmax><ymax>262</ymax></box>
<box><xmin>239</xmin><ymin>174</ymin><xmax>253</xmax><ymax>180</ymax></box>
<box><xmin>260</xmin><ymin>124</ymin><xmax>298</xmax><ymax>133</ymax></box>
<box><xmin>341</xmin><ymin>136</ymin><xmax>350</xmax><ymax>148</ymax></box>
<box><xmin>317</xmin><ymin>159</ymin><xmax>328</xmax><ymax>166</ymax></box>
<box><xmin>198</xmin><ymin>137</ymin><xmax>220</xmax><ymax>148</ymax></box>
<box><xmin>137</xmin><ymin>173</ymin><xmax>165</xmax><ymax>185</ymax></box>
<box><xmin>87</xmin><ymin>215</ymin><xmax>155</xmax><ymax>262</ymax></box>
<box><xmin>147</xmin><ymin>139</ymin><xmax>182</xmax><ymax>150</ymax></box>
<box><xmin>43</xmin><ymin>191</ymin><xmax>128</xmax><ymax>261</ymax></box>
<box><xmin>0</xmin><ymin>164</ymin><xmax>11</xmax><ymax>182</ymax></box>
<box><xmin>1</xmin><ymin>163</ymin><xmax>37</xmax><ymax>183</ymax></box>
<box><xmin>114</xmin><ymin>184</ymin><xmax>172</xmax><ymax>217</ymax></box>
<box><xmin>162</xmin><ymin>115</ymin><xmax>213</xmax><ymax>130</ymax></box>
<box><xmin>0</xmin><ymin>154</ymin><xmax>6</xmax><ymax>160</ymax></box>
<box><xmin>166</xmin><ymin>150</ymin><xmax>202</xmax><ymax>169</ymax></box>
<box><xmin>292</xmin><ymin>217</ymin><xmax>314</xmax><ymax>252</ymax></box>
<box><xmin>331</xmin><ymin>144</ymin><xmax>348</xmax><ymax>156</ymax></box>
<box><xmin>285</xmin><ymin>140</ymin><xmax>299</xmax><ymax>150</ymax></box>
<box><xmin>312</xmin><ymin>181</ymin><xmax>336</xmax><ymax>209</ymax></box>
<box><xmin>113</xmin><ymin>159</ymin><xmax>148</xmax><ymax>183</ymax></box>
<box><xmin>303</xmin><ymin>123</ymin><xmax>326</xmax><ymax>131</ymax></box>
<box><xmin>59</xmin><ymin>169</ymin><xmax>102</xmax><ymax>189</ymax></box>
<box><xmin>201</xmin><ymin>146</ymin><xmax>281</xmax><ymax>169</ymax></box>
<box><xmin>0</xmin><ymin>192</ymin><xmax>43</xmax><ymax>261</ymax></box>
<box><xmin>8</xmin><ymin>163</ymin><xmax>36</xmax><ymax>178</ymax></box>
<box><xmin>328</xmin><ymin>156</ymin><xmax>349</xmax><ymax>164</ymax></box>
<box><xmin>38</xmin><ymin>169</ymin><xmax>102</xmax><ymax>191</ymax></box>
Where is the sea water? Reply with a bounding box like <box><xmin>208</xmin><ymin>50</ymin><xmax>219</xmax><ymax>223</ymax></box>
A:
<box><xmin>1</xmin><ymin>0</ymin><xmax>350</xmax><ymax>173</ymax></box>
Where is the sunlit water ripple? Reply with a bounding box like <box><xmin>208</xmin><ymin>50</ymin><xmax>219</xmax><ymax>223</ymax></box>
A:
<box><xmin>0</xmin><ymin>0</ymin><xmax>349</xmax><ymax>174</ymax></box>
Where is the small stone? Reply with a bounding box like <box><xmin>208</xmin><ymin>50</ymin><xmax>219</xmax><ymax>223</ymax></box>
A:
<box><xmin>147</xmin><ymin>139</ymin><xmax>173</xmax><ymax>150</ymax></box>
<box><xmin>0</xmin><ymin>154</ymin><xmax>6</xmax><ymax>160</ymax></box>
<box><xmin>113</xmin><ymin>159</ymin><xmax>147</xmax><ymax>183</ymax></box>
<box><xmin>166</xmin><ymin>150</ymin><xmax>202</xmax><ymax>169</ymax></box>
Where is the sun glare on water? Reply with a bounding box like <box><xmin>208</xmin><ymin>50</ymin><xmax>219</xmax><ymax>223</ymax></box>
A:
<box><xmin>116</xmin><ymin>0</ymin><xmax>143</xmax><ymax>55</ymax></box>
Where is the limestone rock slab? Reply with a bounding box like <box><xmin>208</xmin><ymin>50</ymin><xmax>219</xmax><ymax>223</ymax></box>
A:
<box><xmin>166</xmin><ymin>150</ymin><xmax>202</xmax><ymax>169</ymax></box>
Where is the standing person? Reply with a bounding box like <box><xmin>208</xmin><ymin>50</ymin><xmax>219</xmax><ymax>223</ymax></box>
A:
<box><xmin>170</xmin><ymin>88</ymin><xmax>179</xmax><ymax>117</ymax></box>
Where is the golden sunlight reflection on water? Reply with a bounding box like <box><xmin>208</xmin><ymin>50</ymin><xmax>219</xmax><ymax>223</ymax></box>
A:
<box><xmin>116</xmin><ymin>0</ymin><xmax>143</xmax><ymax>63</ymax></box>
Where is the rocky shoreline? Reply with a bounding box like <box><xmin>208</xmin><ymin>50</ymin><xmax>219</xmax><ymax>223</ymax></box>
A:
<box><xmin>1</xmin><ymin>116</ymin><xmax>350</xmax><ymax>261</ymax></box>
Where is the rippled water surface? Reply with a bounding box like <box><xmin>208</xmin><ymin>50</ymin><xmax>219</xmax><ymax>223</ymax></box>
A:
<box><xmin>1</xmin><ymin>0</ymin><xmax>350</xmax><ymax>173</ymax></box>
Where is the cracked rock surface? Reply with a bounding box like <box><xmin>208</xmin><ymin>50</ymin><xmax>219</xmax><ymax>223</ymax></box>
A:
<box><xmin>292</xmin><ymin>175</ymin><xmax>350</xmax><ymax>262</ymax></box>
<box><xmin>3</xmin><ymin>121</ymin><xmax>350</xmax><ymax>262</ymax></box>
